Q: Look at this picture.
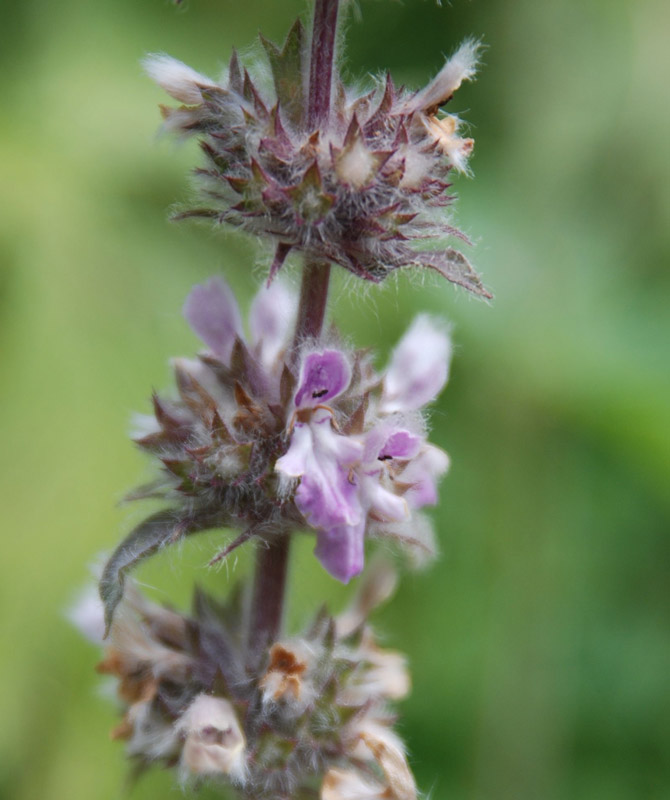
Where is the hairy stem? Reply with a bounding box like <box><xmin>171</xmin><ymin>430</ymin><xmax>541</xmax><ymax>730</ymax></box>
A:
<box><xmin>247</xmin><ymin>535</ymin><xmax>291</xmax><ymax>670</ymax></box>
<box><xmin>292</xmin><ymin>259</ymin><xmax>332</xmax><ymax>350</ymax></box>
<box><xmin>307</xmin><ymin>0</ymin><xmax>340</xmax><ymax>129</ymax></box>
<box><xmin>247</xmin><ymin>2</ymin><xmax>338</xmax><ymax>672</ymax></box>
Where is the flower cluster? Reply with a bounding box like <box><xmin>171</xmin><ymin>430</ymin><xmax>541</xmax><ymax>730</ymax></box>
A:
<box><xmin>100</xmin><ymin>276</ymin><xmax>451</xmax><ymax>628</ymax></box>
<box><xmin>83</xmin><ymin>3</ymin><xmax>488</xmax><ymax>797</ymax></box>
<box><xmin>145</xmin><ymin>27</ymin><xmax>489</xmax><ymax>296</ymax></box>
<box><xmin>76</xmin><ymin>562</ymin><xmax>417</xmax><ymax>799</ymax></box>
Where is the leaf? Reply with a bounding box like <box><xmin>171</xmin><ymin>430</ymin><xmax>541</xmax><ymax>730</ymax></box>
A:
<box><xmin>417</xmin><ymin>248</ymin><xmax>493</xmax><ymax>299</ymax></box>
<box><xmin>261</xmin><ymin>19</ymin><xmax>306</xmax><ymax>129</ymax></box>
<box><xmin>100</xmin><ymin>510</ymin><xmax>211</xmax><ymax>636</ymax></box>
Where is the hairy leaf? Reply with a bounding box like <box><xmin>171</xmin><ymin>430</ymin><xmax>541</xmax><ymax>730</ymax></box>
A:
<box><xmin>418</xmin><ymin>248</ymin><xmax>492</xmax><ymax>299</ymax></box>
<box><xmin>100</xmin><ymin>510</ymin><xmax>211</xmax><ymax>635</ymax></box>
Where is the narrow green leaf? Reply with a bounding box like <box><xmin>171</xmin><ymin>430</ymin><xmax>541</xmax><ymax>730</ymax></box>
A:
<box><xmin>100</xmin><ymin>510</ymin><xmax>211</xmax><ymax>636</ymax></box>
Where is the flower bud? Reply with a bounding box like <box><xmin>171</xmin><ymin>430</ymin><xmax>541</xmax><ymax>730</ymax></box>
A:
<box><xmin>260</xmin><ymin>641</ymin><xmax>313</xmax><ymax>708</ymax></box>
<box><xmin>177</xmin><ymin>694</ymin><xmax>246</xmax><ymax>783</ymax></box>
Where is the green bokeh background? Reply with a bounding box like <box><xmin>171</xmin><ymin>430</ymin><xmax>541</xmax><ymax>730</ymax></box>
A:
<box><xmin>1</xmin><ymin>0</ymin><xmax>669</xmax><ymax>798</ymax></box>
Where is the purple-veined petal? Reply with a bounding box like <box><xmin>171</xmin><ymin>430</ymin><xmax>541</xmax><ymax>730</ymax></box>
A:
<box><xmin>294</xmin><ymin>350</ymin><xmax>351</xmax><ymax>408</ymax></box>
<box><xmin>381</xmin><ymin>315</ymin><xmax>452</xmax><ymax>413</ymax></box>
<box><xmin>403</xmin><ymin>444</ymin><xmax>450</xmax><ymax>509</ymax></box>
<box><xmin>314</xmin><ymin>519</ymin><xmax>365</xmax><ymax>583</ymax></box>
<box><xmin>293</xmin><ymin>410</ymin><xmax>363</xmax><ymax>530</ymax></box>
<box><xmin>379</xmin><ymin>430</ymin><xmax>422</xmax><ymax>460</ymax></box>
<box><xmin>183</xmin><ymin>277</ymin><xmax>242</xmax><ymax>364</ymax></box>
<box><xmin>276</xmin><ymin>408</ymin><xmax>364</xmax><ymax>533</ymax></box>
<box><xmin>362</xmin><ymin>423</ymin><xmax>423</xmax><ymax>464</ymax></box>
<box><xmin>248</xmin><ymin>279</ymin><xmax>297</xmax><ymax>368</ymax></box>
<box><xmin>295</xmin><ymin>468</ymin><xmax>360</xmax><ymax>531</ymax></box>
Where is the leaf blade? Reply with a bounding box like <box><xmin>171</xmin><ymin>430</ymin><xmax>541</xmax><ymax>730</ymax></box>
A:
<box><xmin>99</xmin><ymin>510</ymin><xmax>211</xmax><ymax>636</ymax></box>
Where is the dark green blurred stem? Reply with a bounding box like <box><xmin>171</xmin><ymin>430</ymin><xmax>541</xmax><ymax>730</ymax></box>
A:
<box><xmin>247</xmin><ymin>3</ymin><xmax>337</xmax><ymax>673</ymax></box>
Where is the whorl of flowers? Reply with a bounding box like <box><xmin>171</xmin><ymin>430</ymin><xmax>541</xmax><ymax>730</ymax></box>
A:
<box><xmin>75</xmin><ymin>562</ymin><xmax>416</xmax><ymax>799</ymax></box>
<box><xmin>100</xmin><ymin>275</ymin><xmax>450</xmax><ymax>629</ymax></box>
<box><xmin>144</xmin><ymin>25</ymin><xmax>489</xmax><ymax>296</ymax></box>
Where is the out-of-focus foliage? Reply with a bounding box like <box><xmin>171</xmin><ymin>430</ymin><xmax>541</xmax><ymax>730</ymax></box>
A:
<box><xmin>0</xmin><ymin>0</ymin><xmax>668</xmax><ymax>798</ymax></box>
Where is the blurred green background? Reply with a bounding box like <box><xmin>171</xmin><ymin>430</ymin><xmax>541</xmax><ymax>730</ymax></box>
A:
<box><xmin>1</xmin><ymin>0</ymin><xmax>669</xmax><ymax>798</ymax></box>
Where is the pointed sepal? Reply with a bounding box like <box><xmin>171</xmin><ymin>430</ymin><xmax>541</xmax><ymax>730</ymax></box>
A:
<box><xmin>261</xmin><ymin>19</ymin><xmax>306</xmax><ymax>130</ymax></box>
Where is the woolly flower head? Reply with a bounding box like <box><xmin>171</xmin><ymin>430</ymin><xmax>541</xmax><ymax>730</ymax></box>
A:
<box><xmin>76</xmin><ymin>562</ymin><xmax>418</xmax><ymax>799</ymax></box>
<box><xmin>100</xmin><ymin>277</ymin><xmax>452</xmax><ymax>629</ymax></box>
<box><xmin>145</xmin><ymin>30</ymin><xmax>489</xmax><ymax>296</ymax></box>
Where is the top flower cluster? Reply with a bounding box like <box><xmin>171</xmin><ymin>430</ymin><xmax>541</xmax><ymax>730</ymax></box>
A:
<box><xmin>145</xmin><ymin>23</ymin><xmax>489</xmax><ymax>297</ymax></box>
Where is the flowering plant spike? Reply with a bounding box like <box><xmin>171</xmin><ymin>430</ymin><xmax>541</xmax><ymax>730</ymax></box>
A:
<box><xmin>77</xmin><ymin>2</ymin><xmax>488</xmax><ymax>797</ymax></box>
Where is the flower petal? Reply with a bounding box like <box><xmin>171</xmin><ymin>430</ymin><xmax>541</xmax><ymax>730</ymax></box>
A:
<box><xmin>314</xmin><ymin>519</ymin><xmax>365</xmax><ymax>583</ymax></box>
<box><xmin>379</xmin><ymin>430</ymin><xmax>422</xmax><ymax>460</ymax></box>
<box><xmin>248</xmin><ymin>279</ymin><xmax>297</xmax><ymax>367</ymax></box>
<box><xmin>403</xmin><ymin>444</ymin><xmax>450</xmax><ymax>509</ymax></box>
<box><xmin>274</xmin><ymin>420</ymin><xmax>313</xmax><ymax>477</ymax></box>
<box><xmin>294</xmin><ymin>350</ymin><xmax>351</xmax><ymax>408</ymax></box>
<box><xmin>381</xmin><ymin>315</ymin><xmax>451</xmax><ymax>413</ymax></box>
<box><xmin>183</xmin><ymin>277</ymin><xmax>242</xmax><ymax>364</ymax></box>
<box><xmin>407</xmin><ymin>39</ymin><xmax>480</xmax><ymax>114</ymax></box>
<box><xmin>276</xmin><ymin>409</ymin><xmax>364</xmax><ymax>533</ymax></box>
<box><xmin>365</xmin><ymin>480</ymin><xmax>409</xmax><ymax>523</ymax></box>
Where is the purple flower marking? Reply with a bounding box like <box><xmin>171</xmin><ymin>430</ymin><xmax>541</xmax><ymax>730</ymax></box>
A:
<box><xmin>294</xmin><ymin>350</ymin><xmax>351</xmax><ymax>408</ymax></box>
<box><xmin>356</xmin><ymin>425</ymin><xmax>419</xmax><ymax>524</ymax></box>
<box><xmin>183</xmin><ymin>277</ymin><xmax>242</xmax><ymax>364</ymax></box>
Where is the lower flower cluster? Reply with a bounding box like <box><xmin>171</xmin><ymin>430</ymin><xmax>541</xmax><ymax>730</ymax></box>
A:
<box><xmin>76</xmin><ymin>563</ymin><xmax>417</xmax><ymax>800</ymax></box>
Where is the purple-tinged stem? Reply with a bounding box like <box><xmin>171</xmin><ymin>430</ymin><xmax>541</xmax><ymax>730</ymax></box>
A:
<box><xmin>247</xmin><ymin>535</ymin><xmax>290</xmax><ymax>670</ymax></box>
<box><xmin>292</xmin><ymin>259</ymin><xmax>332</xmax><ymax>351</ymax></box>
<box><xmin>247</xmin><ymin>0</ymin><xmax>339</xmax><ymax>674</ymax></box>
<box><xmin>307</xmin><ymin>0</ymin><xmax>340</xmax><ymax>129</ymax></box>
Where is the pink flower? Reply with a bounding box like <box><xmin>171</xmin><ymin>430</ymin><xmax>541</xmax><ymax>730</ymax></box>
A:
<box><xmin>380</xmin><ymin>315</ymin><xmax>451</xmax><ymax>414</ymax></box>
<box><xmin>183</xmin><ymin>277</ymin><xmax>242</xmax><ymax>364</ymax></box>
<box><xmin>276</xmin><ymin>351</ymin><xmax>365</xmax><ymax>581</ymax></box>
<box><xmin>276</xmin><ymin>324</ymin><xmax>451</xmax><ymax>583</ymax></box>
